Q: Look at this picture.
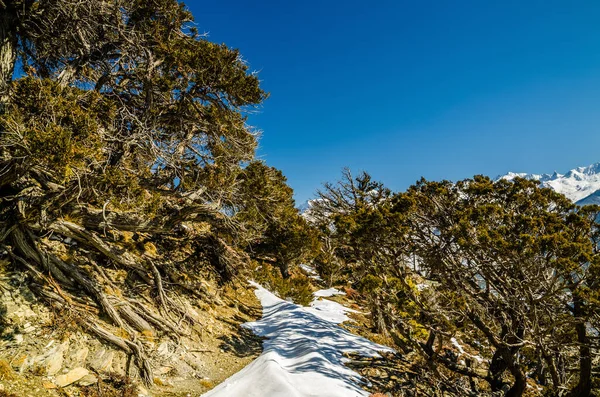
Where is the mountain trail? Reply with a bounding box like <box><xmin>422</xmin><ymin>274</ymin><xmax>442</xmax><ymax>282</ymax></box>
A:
<box><xmin>201</xmin><ymin>282</ymin><xmax>392</xmax><ymax>397</ymax></box>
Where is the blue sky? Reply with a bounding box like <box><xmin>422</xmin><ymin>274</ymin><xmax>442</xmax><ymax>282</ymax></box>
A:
<box><xmin>187</xmin><ymin>1</ymin><xmax>600</xmax><ymax>203</ymax></box>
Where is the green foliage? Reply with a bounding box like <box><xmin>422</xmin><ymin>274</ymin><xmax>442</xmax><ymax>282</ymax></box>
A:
<box><xmin>251</xmin><ymin>262</ymin><xmax>313</xmax><ymax>306</ymax></box>
<box><xmin>357</xmin><ymin>274</ymin><xmax>382</xmax><ymax>292</ymax></box>
<box><xmin>0</xmin><ymin>0</ymin><xmax>323</xmax><ymax>387</ymax></box>
<box><xmin>0</xmin><ymin>0</ymin><xmax>273</xmax><ymax>247</ymax></box>
<box><xmin>236</xmin><ymin>161</ymin><xmax>319</xmax><ymax>277</ymax></box>
<box><xmin>2</xmin><ymin>0</ymin><xmax>268</xmax><ymax>201</ymax></box>
<box><xmin>309</xmin><ymin>168</ymin><xmax>397</xmax><ymax>285</ymax></box>
<box><xmin>1</xmin><ymin>77</ymin><xmax>109</xmax><ymax>180</ymax></box>
<box><xmin>312</xmin><ymin>248</ymin><xmax>344</xmax><ymax>288</ymax></box>
<box><xmin>312</xmin><ymin>170</ymin><xmax>600</xmax><ymax>396</ymax></box>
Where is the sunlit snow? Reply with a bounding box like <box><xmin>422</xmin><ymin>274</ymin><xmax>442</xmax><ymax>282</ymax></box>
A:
<box><xmin>499</xmin><ymin>162</ymin><xmax>600</xmax><ymax>204</ymax></box>
<box><xmin>313</xmin><ymin>288</ymin><xmax>346</xmax><ymax>297</ymax></box>
<box><xmin>201</xmin><ymin>282</ymin><xmax>392</xmax><ymax>397</ymax></box>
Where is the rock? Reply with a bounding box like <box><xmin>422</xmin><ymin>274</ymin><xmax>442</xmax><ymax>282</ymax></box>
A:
<box><xmin>77</xmin><ymin>373</ymin><xmax>98</xmax><ymax>386</ymax></box>
<box><xmin>157</xmin><ymin>341</ymin><xmax>171</xmax><ymax>357</ymax></box>
<box><xmin>90</xmin><ymin>350</ymin><xmax>113</xmax><ymax>372</ymax></box>
<box><xmin>55</xmin><ymin>367</ymin><xmax>89</xmax><ymax>387</ymax></box>
<box><xmin>111</xmin><ymin>350</ymin><xmax>128</xmax><ymax>376</ymax></box>
<box><xmin>45</xmin><ymin>350</ymin><xmax>64</xmax><ymax>376</ymax></box>
<box><xmin>72</xmin><ymin>347</ymin><xmax>89</xmax><ymax>365</ymax></box>
<box><xmin>42</xmin><ymin>381</ymin><xmax>57</xmax><ymax>389</ymax></box>
<box><xmin>37</xmin><ymin>341</ymin><xmax>69</xmax><ymax>375</ymax></box>
<box><xmin>2</xmin><ymin>299</ymin><xmax>36</xmax><ymax>325</ymax></box>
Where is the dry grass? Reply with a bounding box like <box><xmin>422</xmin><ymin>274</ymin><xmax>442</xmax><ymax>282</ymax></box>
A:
<box><xmin>0</xmin><ymin>359</ymin><xmax>15</xmax><ymax>380</ymax></box>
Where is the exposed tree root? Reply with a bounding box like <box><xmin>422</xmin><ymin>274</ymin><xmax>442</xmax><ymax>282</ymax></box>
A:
<box><xmin>0</xmin><ymin>4</ymin><xmax>281</xmax><ymax>389</ymax></box>
<box><xmin>148</xmin><ymin>259</ymin><xmax>170</xmax><ymax>318</ymax></box>
<box><xmin>0</xmin><ymin>214</ymin><xmax>241</xmax><ymax>386</ymax></box>
<box><xmin>86</xmin><ymin>322</ymin><xmax>153</xmax><ymax>386</ymax></box>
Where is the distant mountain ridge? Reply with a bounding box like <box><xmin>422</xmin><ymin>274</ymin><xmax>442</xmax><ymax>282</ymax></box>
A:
<box><xmin>498</xmin><ymin>162</ymin><xmax>600</xmax><ymax>205</ymax></box>
<box><xmin>297</xmin><ymin>162</ymin><xmax>600</xmax><ymax>212</ymax></box>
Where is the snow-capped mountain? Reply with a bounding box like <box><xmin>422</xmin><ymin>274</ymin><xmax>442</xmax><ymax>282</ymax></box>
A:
<box><xmin>297</xmin><ymin>198</ymin><xmax>324</xmax><ymax>223</ymax></box>
<box><xmin>296</xmin><ymin>199</ymin><xmax>311</xmax><ymax>213</ymax></box>
<box><xmin>575</xmin><ymin>189</ymin><xmax>600</xmax><ymax>206</ymax></box>
<box><xmin>499</xmin><ymin>162</ymin><xmax>600</xmax><ymax>205</ymax></box>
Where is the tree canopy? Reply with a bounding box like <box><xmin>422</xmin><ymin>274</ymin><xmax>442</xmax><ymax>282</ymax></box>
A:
<box><xmin>310</xmin><ymin>171</ymin><xmax>600</xmax><ymax>397</ymax></box>
<box><xmin>0</xmin><ymin>0</ymin><xmax>312</xmax><ymax>385</ymax></box>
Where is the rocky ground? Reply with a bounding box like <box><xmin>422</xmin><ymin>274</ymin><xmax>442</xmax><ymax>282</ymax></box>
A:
<box><xmin>0</xmin><ymin>265</ymin><xmax>262</xmax><ymax>397</ymax></box>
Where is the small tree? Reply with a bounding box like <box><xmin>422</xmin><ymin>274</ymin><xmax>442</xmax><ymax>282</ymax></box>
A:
<box><xmin>310</xmin><ymin>168</ymin><xmax>392</xmax><ymax>284</ymax></box>
<box><xmin>235</xmin><ymin>161</ymin><xmax>317</xmax><ymax>277</ymax></box>
<box><xmin>309</xmin><ymin>169</ymin><xmax>412</xmax><ymax>333</ymax></box>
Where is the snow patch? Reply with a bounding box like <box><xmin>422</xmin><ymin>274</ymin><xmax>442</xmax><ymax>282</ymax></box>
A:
<box><xmin>313</xmin><ymin>288</ymin><xmax>345</xmax><ymax>297</ymax></box>
<box><xmin>202</xmin><ymin>282</ymin><xmax>392</xmax><ymax>397</ymax></box>
<box><xmin>450</xmin><ymin>337</ymin><xmax>485</xmax><ymax>364</ymax></box>
<box><xmin>450</xmin><ymin>337</ymin><xmax>465</xmax><ymax>354</ymax></box>
<box><xmin>299</xmin><ymin>263</ymin><xmax>322</xmax><ymax>280</ymax></box>
<box><xmin>306</xmin><ymin>296</ymin><xmax>358</xmax><ymax>324</ymax></box>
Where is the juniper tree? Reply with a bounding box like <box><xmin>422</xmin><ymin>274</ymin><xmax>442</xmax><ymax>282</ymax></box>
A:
<box><xmin>0</xmin><ymin>0</ymin><xmax>273</xmax><ymax>384</ymax></box>
<box><xmin>391</xmin><ymin>177</ymin><xmax>599</xmax><ymax>396</ymax></box>
<box><xmin>235</xmin><ymin>161</ymin><xmax>317</xmax><ymax>278</ymax></box>
<box><xmin>313</xmin><ymin>172</ymin><xmax>600</xmax><ymax>396</ymax></box>
<box><xmin>309</xmin><ymin>169</ymin><xmax>411</xmax><ymax>333</ymax></box>
<box><xmin>310</xmin><ymin>168</ymin><xmax>392</xmax><ymax>285</ymax></box>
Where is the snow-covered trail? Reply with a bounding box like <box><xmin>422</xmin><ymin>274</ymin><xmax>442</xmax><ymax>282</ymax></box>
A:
<box><xmin>201</xmin><ymin>282</ymin><xmax>392</xmax><ymax>397</ymax></box>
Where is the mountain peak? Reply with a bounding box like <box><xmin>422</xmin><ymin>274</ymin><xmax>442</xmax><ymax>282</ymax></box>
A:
<box><xmin>498</xmin><ymin>162</ymin><xmax>600</xmax><ymax>204</ymax></box>
<box><xmin>578</xmin><ymin>162</ymin><xmax>600</xmax><ymax>175</ymax></box>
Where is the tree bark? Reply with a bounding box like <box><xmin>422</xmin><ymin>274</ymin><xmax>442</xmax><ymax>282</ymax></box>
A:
<box><xmin>0</xmin><ymin>8</ymin><xmax>17</xmax><ymax>107</ymax></box>
<box><xmin>505</xmin><ymin>365</ymin><xmax>527</xmax><ymax>397</ymax></box>
<box><xmin>423</xmin><ymin>330</ymin><xmax>436</xmax><ymax>355</ymax></box>
<box><xmin>540</xmin><ymin>348</ymin><xmax>560</xmax><ymax>390</ymax></box>
<box><xmin>566</xmin><ymin>296</ymin><xmax>592</xmax><ymax>397</ymax></box>
<box><xmin>488</xmin><ymin>348</ymin><xmax>509</xmax><ymax>392</ymax></box>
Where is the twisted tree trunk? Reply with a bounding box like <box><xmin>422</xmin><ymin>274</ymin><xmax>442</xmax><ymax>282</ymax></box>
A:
<box><xmin>566</xmin><ymin>296</ymin><xmax>592</xmax><ymax>397</ymax></box>
<box><xmin>0</xmin><ymin>8</ymin><xmax>16</xmax><ymax>107</ymax></box>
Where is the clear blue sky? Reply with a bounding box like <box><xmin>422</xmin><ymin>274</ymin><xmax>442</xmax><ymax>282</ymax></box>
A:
<box><xmin>187</xmin><ymin>1</ymin><xmax>600</xmax><ymax>204</ymax></box>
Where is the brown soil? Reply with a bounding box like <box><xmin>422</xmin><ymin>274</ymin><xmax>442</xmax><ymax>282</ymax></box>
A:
<box><xmin>152</xmin><ymin>285</ymin><xmax>263</xmax><ymax>396</ymax></box>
